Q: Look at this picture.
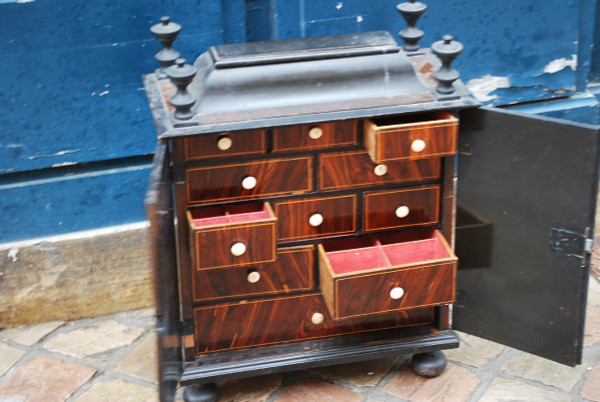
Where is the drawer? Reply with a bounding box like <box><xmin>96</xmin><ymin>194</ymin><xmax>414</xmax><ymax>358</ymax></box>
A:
<box><xmin>275</xmin><ymin>195</ymin><xmax>357</xmax><ymax>241</ymax></box>
<box><xmin>192</xmin><ymin>246</ymin><xmax>314</xmax><ymax>302</ymax></box>
<box><xmin>184</xmin><ymin>129</ymin><xmax>266</xmax><ymax>161</ymax></box>
<box><xmin>364</xmin><ymin>186</ymin><xmax>440</xmax><ymax>232</ymax></box>
<box><xmin>318</xmin><ymin>230</ymin><xmax>456</xmax><ymax>320</ymax></box>
<box><xmin>186</xmin><ymin>157</ymin><xmax>313</xmax><ymax>204</ymax></box>
<box><xmin>272</xmin><ymin>121</ymin><xmax>358</xmax><ymax>152</ymax></box>
<box><xmin>193</xmin><ymin>293</ymin><xmax>434</xmax><ymax>354</ymax></box>
<box><xmin>187</xmin><ymin>202</ymin><xmax>276</xmax><ymax>270</ymax></box>
<box><xmin>319</xmin><ymin>151</ymin><xmax>440</xmax><ymax>190</ymax></box>
<box><xmin>364</xmin><ymin>111</ymin><xmax>458</xmax><ymax>163</ymax></box>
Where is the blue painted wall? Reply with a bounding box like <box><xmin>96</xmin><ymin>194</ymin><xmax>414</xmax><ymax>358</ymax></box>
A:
<box><xmin>1</xmin><ymin>0</ymin><xmax>599</xmax><ymax>242</ymax></box>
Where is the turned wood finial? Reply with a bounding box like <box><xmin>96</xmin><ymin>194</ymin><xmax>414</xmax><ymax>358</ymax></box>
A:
<box><xmin>431</xmin><ymin>35</ymin><xmax>463</xmax><ymax>95</ymax></box>
<box><xmin>166</xmin><ymin>58</ymin><xmax>197</xmax><ymax>120</ymax></box>
<box><xmin>150</xmin><ymin>16</ymin><xmax>182</xmax><ymax>78</ymax></box>
<box><xmin>397</xmin><ymin>0</ymin><xmax>427</xmax><ymax>52</ymax></box>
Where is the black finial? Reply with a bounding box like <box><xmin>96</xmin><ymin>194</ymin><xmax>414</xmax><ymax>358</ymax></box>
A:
<box><xmin>166</xmin><ymin>58</ymin><xmax>197</xmax><ymax>120</ymax></box>
<box><xmin>431</xmin><ymin>35</ymin><xmax>463</xmax><ymax>95</ymax></box>
<box><xmin>150</xmin><ymin>16</ymin><xmax>182</xmax><ymax>78</ymax></box>
<box><xmin>397</xmin><ymin>0</ymin><xmax>427</xmax><ymax>52</ymax></box>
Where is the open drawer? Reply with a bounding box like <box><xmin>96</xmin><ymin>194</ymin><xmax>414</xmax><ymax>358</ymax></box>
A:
<box><xmin>318</xmin><ymin>230</ymin><xmax>457</xmax><ymax>320</ymax></box>
<box><xmin>364</xmin><ymin>111</ymin><xmax>458</xmax><ymax>163</ymax></box>
<box><xmin>188</xmin><ymin>202</ymin><xmax>277</xmax><ymax>270</ymax></box>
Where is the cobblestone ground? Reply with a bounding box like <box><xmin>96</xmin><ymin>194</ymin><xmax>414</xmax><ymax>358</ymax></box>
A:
<box><xmin>1</xmin><ymin>277</ymin><xmax>599</xmax><ymax>402</ymax></box>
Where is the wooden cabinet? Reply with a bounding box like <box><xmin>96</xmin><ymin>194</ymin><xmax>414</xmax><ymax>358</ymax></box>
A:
<box><xmin>145</xmin><ymin>27</ymin><xmax>598</xmax><ymax>402</ymax></box>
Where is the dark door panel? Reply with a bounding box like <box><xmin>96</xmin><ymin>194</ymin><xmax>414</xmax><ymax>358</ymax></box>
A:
<box><xmin>454</xmin><ymin>107</ymin><xmax>599</xmax><ymax>366</ymax></box>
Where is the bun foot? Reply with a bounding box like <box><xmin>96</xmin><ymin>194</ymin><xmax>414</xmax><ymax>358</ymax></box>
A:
<box><xmin>183</xmin><ymin>383</ymin><xmax>219</xmax><ymax>402</ymax></box>
<box><xmin>410</xmin><ymin>351</ymin><xmax>447</xmax><ymax>377</ymax></box>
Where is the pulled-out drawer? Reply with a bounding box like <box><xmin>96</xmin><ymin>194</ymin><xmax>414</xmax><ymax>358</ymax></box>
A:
<box><xmin>274</xmin><ymin>194</ymin><xmax>357</xmax><ymax>241</ymax></box>
<box><xmin>364</xmin><ymin>185</ymin><xmax>440</xmax><ymax>232</ymax></box>
<box><xmin>186</xmin><ymin>157</ymin><xmax>313</xmax><ymax>204</ymax></box>
<box><xmin>364</xmin><ymin>111</ymin><xmax>458</xmax><ymax>163</ymax></box>
<box><xmin>318</xmin><ymin>230</ymin><xmax>456</xmax><ymax>320</ymax></box>
<box><xmin>192</xmin><ymin>246</ymin><xmax>314</xmax><ymax>302</ymax></box>
<box><xmin>319</xmin><ymin>151</ymin><xmax>440</xmax><ymax>190</ymax></box>
<box><xmin>193</xmin><ymin>293</ymin><xmax>434</xmax><ymax>354</ymax></box>
<box><xmin>184</xmin><ymin>129</ymin><xmax>266</xmax><ymax>161</ymax></box>
<box><xmin>272</xmin><ymin>120</ymin><xmax>358</xmax><ymax>152</ymax></box>
<box><xmin>187</xmin><ymin>202</ymin><xmax>276</xmax><ymax>270</ymax></box>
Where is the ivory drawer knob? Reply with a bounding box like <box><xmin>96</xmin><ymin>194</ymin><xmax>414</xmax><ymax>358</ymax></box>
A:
<box><xmin>411</xmin><ymin>139</ymin><xmax>426</xmax><ymax>153</ymax></box>
<box><xmin>309</xmin><ymin>213</ymin><xmax>324</xmax><ymax>227</ymax></box>
<box><xmin>395</xmin><ymin>206</ymin><xmax>410</xmax><ymax>218</ymax></box>
<box><xmin>217</xmin><ymin>135</ymin><xmax>233</xmax><ymax>151</ymax></box>
<box><xmin>230</xmin><ymin>242</ymin><xmax>247</xmax><ymax>257</ymax></box>
<box><xmin>374</xmin><ymin>164</ymin><xmax>388</xmax><ymax>176</ymax></box>
<box><xmin>242</xmin><ymin>176</ymin><xmax>257</xmax><ymax>190</ymax></box>
<box><xmin>311</xmin><ymin>312</ymin><xmax>325</xmax><ymax>325</ymax></box>
<box><xmin>390</xmin><ymin>287</ymin><xmax>405</xmax><ymax>300</ymax></box>
<box><xmin>247</xmin><ymin>271</ymin><xmax>261</xmax><ymax>283</ymax></box>
<box><xmin>308</xmin><ymin>126</ymin><xmax>323</xmax><ymax>139</ymax></box>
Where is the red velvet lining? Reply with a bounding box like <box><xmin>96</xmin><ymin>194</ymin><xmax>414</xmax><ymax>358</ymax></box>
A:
<box><xmin>325</xmin><ymin>231</ymin><xmax>452</xmax><ymax>275</ymax></box>
<box><xmin>383</xmin><ymin>237</ymin><xmax>450</xmax><ymax>266</ymax></box>
<box><xmin>327</xmin><ymin>244</ymin><xmax>390</xmax><ymax>275</ymax></box>
<box><xmin>190</xmin><ymin>203</ymin><xmax>271</xmax><ymax>228</ymax></box>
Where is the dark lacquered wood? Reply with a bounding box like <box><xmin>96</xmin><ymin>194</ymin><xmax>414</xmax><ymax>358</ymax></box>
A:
<box><xmin>275</xmin><ymin>195</ymin><xmax>357</xmax><ymax>241</ymax></box>
<box><xmin>175</xmin><ymin>182</ymin><xmax>195</xmax><ymax>321</ymax></box>
<box><xmin>193</xmin><ymin>293</ymin><xmax>434</xmax><ymax>354</ymax></box>
<box><xmin>272</xmin><ymin>120</ymin><xmax>358</xmax><ymax>152</ymax></box>
<box><xmin>441</xmin><ymin>156</ymin><xmax>456</xmax><ymax>246</ymax></box>
<box><xmin>183</xmin><ymin>129</ymin><xmax>266</xmax><ymax>161</ymax></box>
<box><xmin>319</xmin><ymin>151</ymin><xmax>440</xmax><ymax>190</ymax></box>
<box><xmin>364</xmin><ymin>111</ymin><xmax>458</xmax><ymax>163</ymax></box>
<box><xmin>187</xmin><ymin>157</ymin><xmax>313</xmax><ymax>204</ymax></box>
<box><xmin>182</xmin><ymin>328</ymin><xmax>459</xmax><ymax>385</ymax></box>
<box><xmin>188</xmin><ymin>203</ymin><xmax>277</xmax><ymax>270</ymax></box>
<box><xmin>192</xmin><ymin>246</ymin><xmax>314</xmax><ymax>302</ymax></box>
<box><xmin>364</xmin><ymin>185</ymin><xmax>440</xmax><ymax>232</ymax></box>
<box><xmin>145</xmin><ymin>141</ymin><xmax>181</xmax><ymax>401</ymax></box>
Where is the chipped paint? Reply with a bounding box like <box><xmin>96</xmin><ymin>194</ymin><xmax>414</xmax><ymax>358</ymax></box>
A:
<box><xmin>467</xmin><ymin>75</ymin><xmax>511</xmax><ymax>102</ymax></box>
<box><xmin>7</xmin><ymin>248</ymin><xmax>18</xmax><ymax>262</ymax></box>
<box><xmin>356</xmin><ymin>15</ymin><xmax>363</xmax><ymax>23</ymax></box>
<box><xmin>336</xmin><ymin>2</ymin><xmax>343</xmax><ymax>10</ymax></box>
<box><xmin>27</xmin><ymin>149</ymin><xmax>82</xmax><ymax>160</ymax></box>
<box><xmin>543</xmin><ymin>55</ymin><xmax>577</xmax><ymax>74</ymax></box>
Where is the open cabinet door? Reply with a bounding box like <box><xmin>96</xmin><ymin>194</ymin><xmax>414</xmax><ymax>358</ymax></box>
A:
<box><xmin>146</xmin><ymin>140</ymin><xmax>180</xmax><ymax>402</ymax></box>
<box><xmin>454</xmin><ymin>107</ymin><xmax>600</xmax><ymax>366</ymax></box>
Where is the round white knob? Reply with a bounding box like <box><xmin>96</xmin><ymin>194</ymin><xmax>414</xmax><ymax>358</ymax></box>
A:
<box><xmin>390</xmin><ymin>287</ymin><xmax>405</xmax><ymax>300</ymax></box>
<box><xmin>217</xmin><ymin>136</ymin><xmax>233</xmax><ymax>151</ymax></box>
<box><xmin>309</xmin><ymin>213</ymin><xmax>324</xmax><ymax>227</ymax></box>
<box><xmin>395</xmin><ymin>206</ymin><xmax>410</xmax><ymax>218</ymax></box>
<box><xmin>242</xmin><ymin>176</ymin><xmax>257</xmax><ymax>190</ymax></box>
<box><xmin>374</xmin><ymin>164</ymin><xmax>388</xmax><ymax>176</ymax></box>
<box><xmin>311</xmin><ymin>312</ymin><xmax>325</xmax><ymax>325</ymax></box>
<box><xmin>308</xmin><ymin>126</ymin><xmax>323</xmax><ymax>140</ymax></box>
<box><xmin>411</xmin><ymin>139</ymin><xmax>426</xmax><ymax>153</ymax></box>
<box><xmin>230</xmin><ymin>242</ymin><xmax>247</xmax><ymax>257</ymax></box>
<box><xmin>247</xmin><ymin>271</ymin><xmax>261</xmax><ymax>284</ymax></box>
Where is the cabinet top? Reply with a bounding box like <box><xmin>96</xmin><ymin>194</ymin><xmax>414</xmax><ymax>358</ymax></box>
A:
<box><xmin>145</xmin><ymin>31</ymin><xmax>478</xmax><ymax>139</ymax></box>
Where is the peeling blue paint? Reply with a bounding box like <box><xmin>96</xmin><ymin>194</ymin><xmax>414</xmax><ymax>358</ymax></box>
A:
<box><xmin>1</xmin><ymin>0</ymin><xmax>599</xmax><ymax>242</ymax></box>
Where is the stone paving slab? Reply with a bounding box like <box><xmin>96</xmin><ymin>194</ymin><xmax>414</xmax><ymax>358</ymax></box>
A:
<box><xmin>116</xmin><ymin>333</ymin><xmax>158</xmax><ymax>383</ymax></box>
<box><xmin>75</xmin><ymin>378</ymin><xmax>157</xmax><ymax>402</ymax></box>
<box><xmin>445</xmin><ymin>332</ymin><xmax>505</xmax><ymax>368</ymax></box>
<box><xmin>44</xmin><ymin>320</ymin><xmax>144</xmax><ymax>359</ymax></box>
<box><xmin>0</xmin><ymin>356</ymin><xmax>97</xmax><ymax>402</ymax></box>
<box><xmin>0</xmin><ymin>342</ymin><xmax>26</xmax><ymax>376</ymax></box>
<box><xmin>384</xmin><ymin>363</ymin><xmax>480</xmax><ymax>401</ymax></box>
<box><xmin>582</xmin><ymin>363</ymin><xmax>600</xmax><ymax>401</ymax></box>
<box><xmin>308</xmin><ymin>357</ymin><xmax>398</xmax><ymax>387</ymax></box>
<box><xmin>479</xmin><ymin>378</ymin><xmax>570</xmax><ymax>402</ymax></box>
<box><xmin>0</xmin><ymin>321</ymin><xmax>64</xmax><ymax>346</ymax></box>
<box><xmin>501</xmin><ymin>353</ymin><xmax>587</xmax><ymax>391</ymax></box>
